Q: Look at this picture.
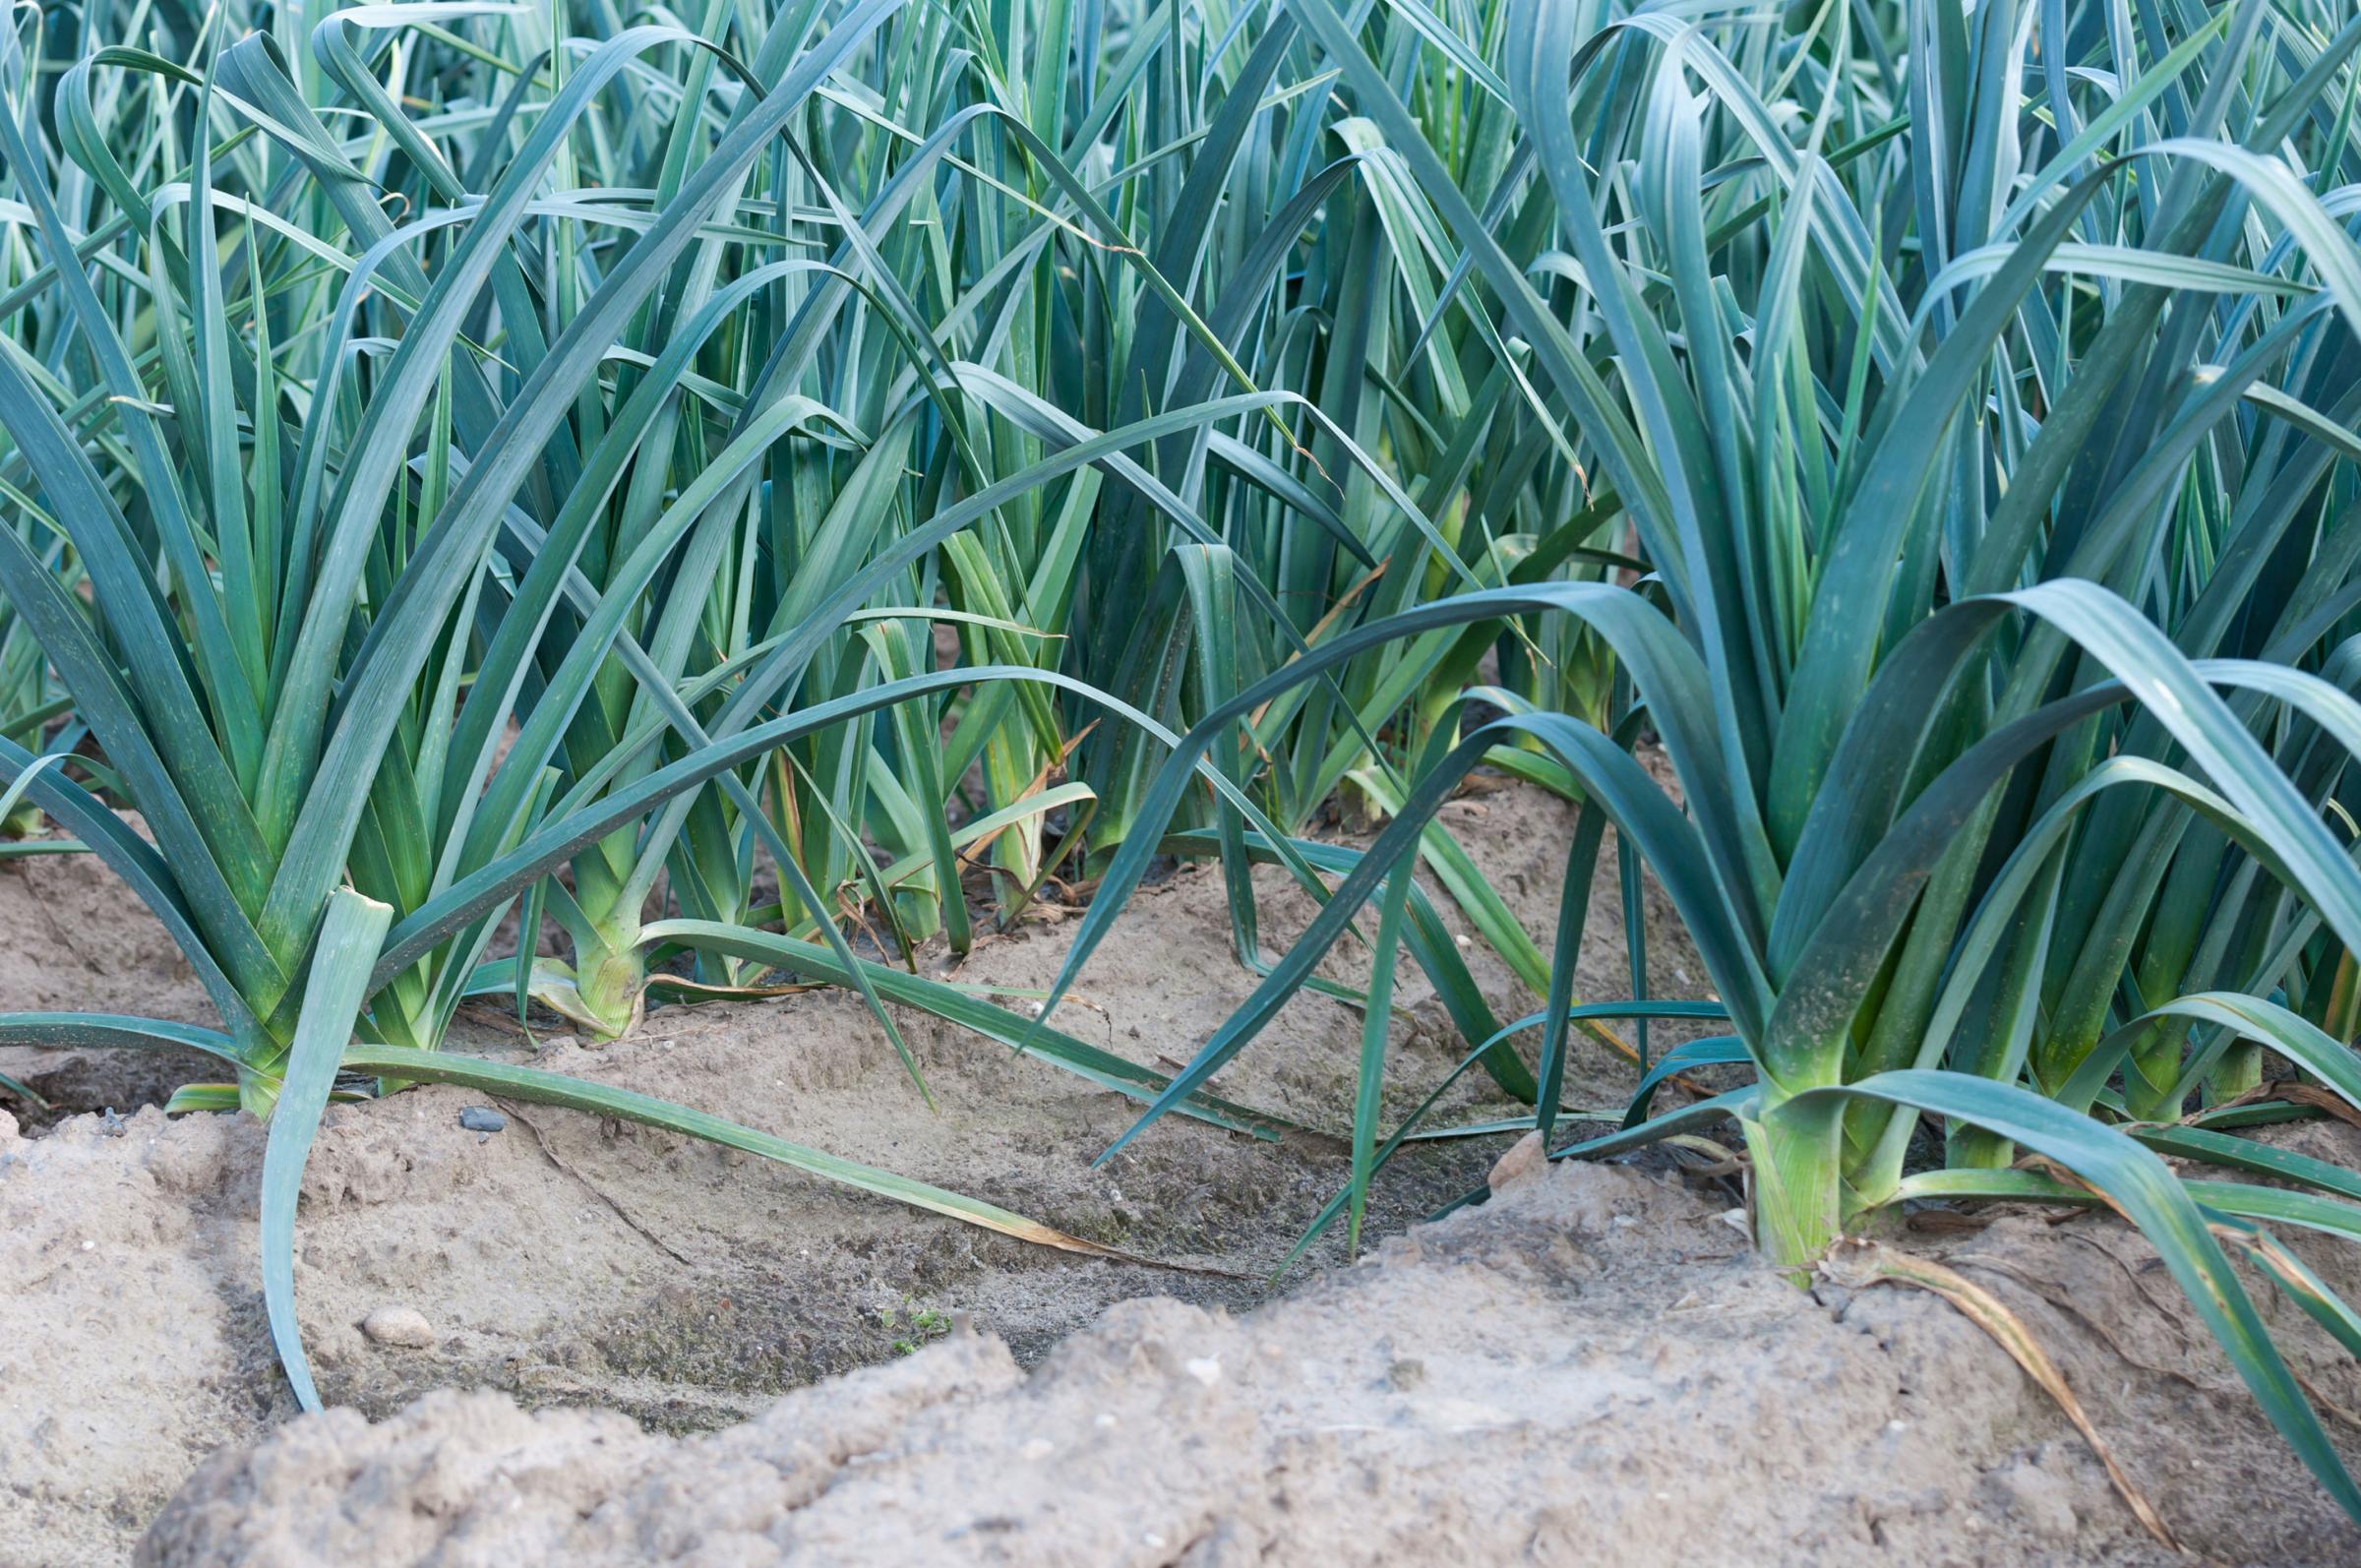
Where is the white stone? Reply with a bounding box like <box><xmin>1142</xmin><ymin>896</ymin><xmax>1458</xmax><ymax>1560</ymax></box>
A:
<box><xmin>361</xmin><ymin>1306</ymin><xmax>435</xmax><ymax>1349</ymax></box>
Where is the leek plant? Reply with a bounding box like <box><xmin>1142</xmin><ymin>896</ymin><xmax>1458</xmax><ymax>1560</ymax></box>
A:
<box><xmin>18</xmin><ymin>0</ymin><xmax>2356</xmax><ymax>1515</ymax></box>
<box><xmin>0</xmin><ymin>0</ymin><xmax>1368</xmax><ymax>1406</ymax></box>
<box><xmin>0</xmin><ymin>547</ymin><xmax>83</xmax><ymax>844</ymax></box>
<box><xmin>1046</xmin><ymin>0</ymin><xmax>2361</xmax><ymax>1522</ymax></box>
<box><xmin>221</xmin><ymin>0</ymin><xmax>1587</xmax><ymax>1051</ymax></box>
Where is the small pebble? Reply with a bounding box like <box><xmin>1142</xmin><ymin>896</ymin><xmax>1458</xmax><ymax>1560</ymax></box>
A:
<box><xmin>458</xmin><ymin>1108</ymin><xmax>507</xmax><ymax>1133</ymax></box>
<box><xmin>1183</xmin><ymin>1357</ymin><xmax>1222</xmax><ymax>1387</ymax></box>
<box><xmin>361</xmin><ymin>1306</ymin><xmax>435</xmax><ymax>1349</ymax></box>
<box><xmin>1486</xmin><ymin>1129</ymin><xmax>1545</xmax><ymax>1196</ymax></box>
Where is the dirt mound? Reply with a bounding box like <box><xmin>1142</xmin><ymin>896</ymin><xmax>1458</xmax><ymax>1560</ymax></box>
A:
<box><xmin>4</xmin><ymin>780</ymin><xmax>1707</xmax><ymax>1564</ymax></box>
<box><xmin>135</xmin><ymin>1152</ymin><xmax>2361</xmax><ymax>1566</ymax></box>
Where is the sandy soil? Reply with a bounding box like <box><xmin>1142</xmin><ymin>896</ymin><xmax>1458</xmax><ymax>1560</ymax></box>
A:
<box><xmin>0</xmin><ymin>822</ymin><xmax>224</xmax><ymax>1121</ymax></box>
<box><xmin>136</xmin><ymin>1146</ymin><xmax>2361</xmax><ymax>1566</ymax></box>
<box><xmin>9</xmin><ymin>773</ymin><xmax>2361</xmax><ymax>1565</ymax></box>
<box><xmin>1</xmin><ymin>778</ymin><xmax>1694</xmax><ymax>1564</ymax></box>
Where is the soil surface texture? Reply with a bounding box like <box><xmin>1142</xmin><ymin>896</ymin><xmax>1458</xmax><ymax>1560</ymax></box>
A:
<box><xmin>5</xmin><ymin>774</ymin><xmax>2357</xmax><ymax>1565</ymax></box>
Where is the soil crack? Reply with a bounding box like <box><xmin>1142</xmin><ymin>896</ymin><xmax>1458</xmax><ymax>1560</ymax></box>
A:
<box><xmin>498</xmin><ymin>1100</ymin><xmax>697</xmax><ymax>1267</ymax></box>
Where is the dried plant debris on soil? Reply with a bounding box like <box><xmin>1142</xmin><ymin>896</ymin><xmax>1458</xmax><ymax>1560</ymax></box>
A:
<box><xmin>137</xmin><ymin>1152</ymin><xmax>2361</xmax><ymax>1567</ymax></box>
<box><xmin>3</xmin><ymin>780</ymin><xmax>1698</xmax><ymax>1565</ymax></box>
